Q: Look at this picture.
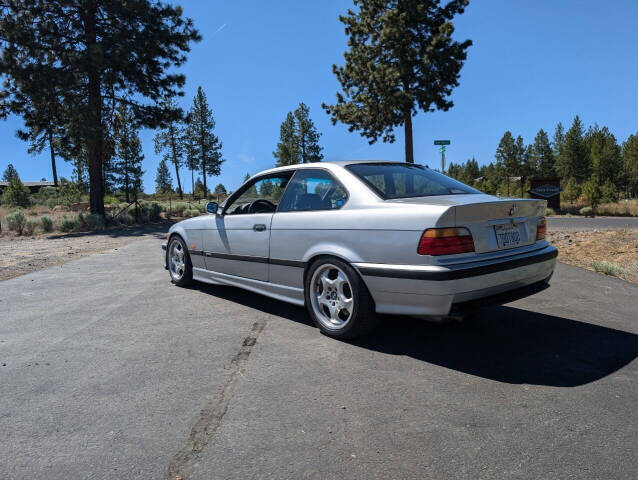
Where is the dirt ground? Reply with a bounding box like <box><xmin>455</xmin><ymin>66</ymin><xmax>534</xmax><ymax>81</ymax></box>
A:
<box><xmin>0</xmin><ymin>223</ymin><xmax>169</xmax><ymax>282</ymax></box>
<box><xmin>548</xmin><ymin>229</ymin><xmax>638</xmax><ymax>284</ymax></box>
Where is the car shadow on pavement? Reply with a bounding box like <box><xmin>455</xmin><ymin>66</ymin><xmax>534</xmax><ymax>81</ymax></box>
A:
<box><xmin>195</xmin><ymin>284</ymin><xmax>637</xmax><ymax>388</ymax></box>
<box><xmin>354</xmin><ymin>306</ymin><xmax>638</xmax><ymax>387</ymax></box>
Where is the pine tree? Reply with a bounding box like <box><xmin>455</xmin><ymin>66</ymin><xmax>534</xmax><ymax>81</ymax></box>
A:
<box><xmin>552</xmin><ymin>122</ymin><xmax>565</xmax><ymax>160</ymax></box>
<box><xmin>514</xmin><ymin>135</ymin><xmax>527</xmax><ymax>176</ymax></box>
<box><xmin>154</xmin><ymin>98</ymin><xmax>186</xmax><ymax>199</ymax></box>
<box><xmin>2</xmin><ymin>163</ymin><xmax>19</xmax><ymax>182</ymax></box>
<box><xmin>114</xmin><ymin>105</ymin><xmax>144</xmax><ymax>202</ymax></box>
<box><xmin>184</xmin><ymin>132</ymin><xmax>199</xmax><ymax>195</ymax></box>
<box><xmin>323</xmin><ymin>0</ymin><xmax>471</xmax><ymax>163</ymax></box>
<box><xmin>155</xmin><ymin>159</ymin><xmax>173</xmax><ymax>194</ymax></box>
<box><xmin>0</xmin><ymin>1</ymin><xmax>200</xmax><ymax>215</ymax></box>
<box><xmin>582</xmin><ymin>176</ymin><xmax>602</xmax><ymax>208</ymax></box>
<box><xmin>556</xmin><ymin>116</ymin><xmax>588</xmax><ymax>181</ymax></box>
<box><xmin>622</xmin><ymin>133</ymin><xmax>638</xmax><ymax>197</ymax></box>
<box><xmin>600</xmin><ymin>178</ymin><xmax>618</xmax><ymax>203</ymax></box>
<box><xmin>185</xmin><ymin>87</ymin><xmax>224</xmax><ymax>195</ymax></box>
<box><xmin>1</xmin><ymin>176</ymin><xmax>30</xmax><ymax>207</ymax></box>
<box><xmin>530</xmin><ymin>129</ymin><xmax>555</xmax><ymax>177</ymax></box>
<box><xmin>294</xmin><ymin>103</ymin><xmax>323</xmax><ymax>163</ymax></box>
<box><xmin>214</xmin><ymin>184</ymin><xmax>227</xmax><ymax>195</ymax></box>
<box><xmin>273</xmin><ymin>112</ymin><xmax>299</xmax><ymax>166</ymax></box>
<box><xmin>586</xmin><ymin>126</ymin><xmax>621</xmax><ymax>186</ymax></box>
<box><xmin>563</xmin><ymin>177</ymin><xmax>581</xmax><ymax>205</ymax></box>
<box><xmin>495</xmin><ymin>132</ymin><xmax>520</xmax><ymax>176</ymax></box>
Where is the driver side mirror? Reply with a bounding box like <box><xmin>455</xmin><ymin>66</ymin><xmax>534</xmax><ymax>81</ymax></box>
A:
<box><xmin>206</xmin><ymin>201</ymin><xmax>218</xmax><ymax>214</ymax></box>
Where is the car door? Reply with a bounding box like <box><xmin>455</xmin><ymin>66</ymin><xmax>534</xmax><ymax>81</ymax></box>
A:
<box><xmin>270</xmin><ymin>168</ymin><xmax>349</xmax><ymax>288</ymax></box>
<box><xmin>202</xmin><ymin>172</ymin><xmax>293</xmax><ymax>281</ymax></box>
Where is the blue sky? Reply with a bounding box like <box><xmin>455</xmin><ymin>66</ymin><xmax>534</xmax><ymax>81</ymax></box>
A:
<box><xmin>2</xmin><ymin>0</ymin><xmax>638</xmax><ymax>193</ymax></box>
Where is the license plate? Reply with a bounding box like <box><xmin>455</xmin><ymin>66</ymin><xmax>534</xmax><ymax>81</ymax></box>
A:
<box><xmin>494</xmin><ymin>224</ymin><xmax>521</xmax><ymax>248</ymax></box>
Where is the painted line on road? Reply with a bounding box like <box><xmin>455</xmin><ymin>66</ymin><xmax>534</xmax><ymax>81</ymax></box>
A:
<box><xmin>164</xmin><ymin>318</ymin><xmax>267</xmax><ymax>480</ymax></box>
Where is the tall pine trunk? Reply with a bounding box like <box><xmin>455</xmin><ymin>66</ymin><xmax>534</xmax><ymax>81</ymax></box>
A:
<box><xmin>191</xmin><ymin>168</ymin><xmax>194</xmax><ymax>197</ymax></box>
<box><xmin>170</xmin><ymin>134</ymin><xmax>183</xmax><ymax>199</ymax></box>
<box><xmin>124</xmin><ymin>162</ymin><xmax>130</xmax><ymax>203</ymax></box>
<box><xmin>48</xmin><ymin>130</ymin><xmax>58</xmax><ymax>186</ymax></box>
<box><xmin>404</xmin><ymin>111</ymin><xmax>414</xmax><ymax>164</ymax></box>
<box><xmin>84</xmin><ymin>5</ymin><xmax>105</xmax><ymax>215</ymax></box>
<box><xmin>173</xmin><ymin>160</ymin><xmax>183</xmax><ymax>199</ymax></box>
<box><xmin>202</xmin><ymin>162</ymin><xmax>207</xmax><ymax>196</ymax></box>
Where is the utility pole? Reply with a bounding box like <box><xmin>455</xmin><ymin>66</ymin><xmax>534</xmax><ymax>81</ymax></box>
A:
<box><xmin>434</xmin><ymin>140</ymin><xmax>451</xmax><ymax>173</ymax></box>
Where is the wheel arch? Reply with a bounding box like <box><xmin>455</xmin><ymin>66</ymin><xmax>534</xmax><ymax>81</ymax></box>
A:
<box><xmin>302</xmin><ymin>253</ymin><xmax>375</xmax><ymax>310</ymax></box>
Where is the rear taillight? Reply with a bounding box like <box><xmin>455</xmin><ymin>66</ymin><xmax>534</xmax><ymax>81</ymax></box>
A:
<box><xmin>417</xmin><ymin>227</ymin><xmax>475</xmax><ymax>256</ymax></box>
<box><xmin>536</xmin><ymin>217</ymin><xmax>547</xmax><ymax>241</ymax></box>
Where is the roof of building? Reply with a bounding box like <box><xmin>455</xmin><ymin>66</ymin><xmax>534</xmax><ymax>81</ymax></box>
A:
<box><xmin>0</xmin><ymin>180</ymin><xmax>56</xmax><ymax>187</ymax></box>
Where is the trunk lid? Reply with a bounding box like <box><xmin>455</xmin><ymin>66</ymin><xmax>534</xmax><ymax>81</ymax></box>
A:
<box><xmin>388</xmin><ymin>194</ymin><xmax>546</xmax><ymax>253</ymax></box>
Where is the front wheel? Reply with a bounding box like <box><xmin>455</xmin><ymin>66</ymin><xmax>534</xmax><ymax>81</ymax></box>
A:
<box><xmin>167</xmin><ymin>236</ymin><xmax>193</xmax><ymax>287</ymax></box>
<box><xmin>304</xmin><ymin>257</ymin><xmax>378</xmax><ymax>339</ymax></box>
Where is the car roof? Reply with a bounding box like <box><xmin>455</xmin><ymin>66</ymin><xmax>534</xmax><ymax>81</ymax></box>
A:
<box><xmin>253</xmin><ymin>160</ymin><xmax>409</xmax><ymax>177</ymax></box>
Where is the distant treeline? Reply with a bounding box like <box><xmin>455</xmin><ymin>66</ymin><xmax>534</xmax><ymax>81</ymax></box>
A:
<box><xmin>447</xmin><ymin>116</ymin><xmax>638</xmax><ymax>202</ymax></box>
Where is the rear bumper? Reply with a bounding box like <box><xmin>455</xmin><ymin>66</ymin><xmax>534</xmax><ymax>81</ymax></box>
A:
<box><xmin>162</xmin><ymin>242</ymin><xmax>168</xmax><ymax>269</ymax></box>
<box><xmin>354</xmin><ymin>245</ymin><xmax>557</xmax><ymax>316</ymax></box>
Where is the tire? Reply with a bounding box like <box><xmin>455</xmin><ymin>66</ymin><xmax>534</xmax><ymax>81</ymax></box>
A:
<box><xmin>167</xmin><ymin>235</ymin><xmax>193</xmax><ymax>287</ymax></box>
<box><xmin>304</xmin><ymin>257</ymin><xmax>378</xmax><ymax>339</ymax></box>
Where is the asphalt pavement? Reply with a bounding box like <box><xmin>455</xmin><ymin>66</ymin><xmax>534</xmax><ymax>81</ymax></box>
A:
<box><xmin>1</xmin><ymin>236</ymin><xmax>637</xmax><ymax>479</ymax></box>
<box><xmin>547</xmin><ymin>215</ymin><xmax>638</xmax><ymax>230</ymax></box>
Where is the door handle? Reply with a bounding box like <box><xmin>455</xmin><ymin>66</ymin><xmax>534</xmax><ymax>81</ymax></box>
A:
<box><xmin>253</xmin><ymin>224</ymin><xmax>266</xmax><ymax>232</ymax></box>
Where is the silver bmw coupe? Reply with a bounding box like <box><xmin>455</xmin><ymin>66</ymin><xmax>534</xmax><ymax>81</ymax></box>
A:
<box><xmin>163</xmin><ymin>161</ymin><xmax>557</xmax><ymax>339</ymax></box>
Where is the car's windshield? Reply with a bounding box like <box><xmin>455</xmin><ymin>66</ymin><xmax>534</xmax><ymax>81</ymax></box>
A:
<box><xmin>346</xmin><ymin>162</ymin><xmax>480</xmax><ymax>199</ymax></box>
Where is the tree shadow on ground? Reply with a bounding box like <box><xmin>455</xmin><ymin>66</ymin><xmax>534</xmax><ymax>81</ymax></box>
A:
<box><xmin>196</xmin><ymin>283</ymin><xmax>638</xmax><ymax>388</ymax></box>
<box><xmin>47</xmin><ymin>221</ymin><xmax>171</xmax><ymax>240</ymax></box>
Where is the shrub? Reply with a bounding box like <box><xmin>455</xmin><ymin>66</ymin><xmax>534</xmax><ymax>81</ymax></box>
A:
<box><xmin>546</xmin><ymin>208</ymin><xmax>556</xmax><ymax>216</ymax></box>
<box><xmin>23</xmin><ymin>219</ymin><xmax>39</xmax><ymax>236</ymax></box>
<box><xmin>40</xmin><ymin>216</ymin><xmax>53</xmax><ymax>232</ymax></box>
<box><xmin>57</xmin><ymin>215</ymin><xmax>78</xmax><ymax>233</ymax></box>
<box><xmin>120</xmin><ymin>212</ymin><xmax>134</xmax><ymax>225</ymax></box>
<box><xmin>1</xmin><ymin>177</ymin><xmax>31</xmax><ymax>207</ymax></box>
<box><xmin>147</xmin><ymin>201</ymin><xmax>163</xmax><ymax>221</ymax></box>
<box><xmin>171</xmin><ymin>203</ymin><xmax>187</xmax><ymax>216</ymax></box>
<box><xmin>131</xmin><ymin>205</ymin><xmax>149</xmax><ymax>223</ymax></box>
<box><xmin>579</xmin><ymin>206</ymin><xmax>594</xmax><ymax>217</ymax></box>
<box><xmin>75</xmin><ymin>212</ymin><xmax>105</xmax><ymax>231</ymax></box>
<box><xmin>591</xmin><ymin>260</ymin><xmax>622</xmax><ymax>277</ymax></box>
<box><xmin>56</xmin><ymin>178</ymin><xmax>83</xmax><ymax>204</ymax></box>
<box><xmin>5</xmin><ymin>209</ymin><xmax>27</xmax><ymax>234</ymax></box>
<box><xmin>103</xmin><ymin>195</ymin><xmax>120</xmax><ymax>205</ymax></box>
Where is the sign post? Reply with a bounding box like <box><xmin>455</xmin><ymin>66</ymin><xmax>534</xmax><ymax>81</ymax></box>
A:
<box><xmin>433</xmin><ymin>140</ymin><xmax>450</xmax><ymax>173</ymax></box>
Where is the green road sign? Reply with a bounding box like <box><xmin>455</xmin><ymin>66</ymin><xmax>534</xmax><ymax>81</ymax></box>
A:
<box><xmin>434</xmin><ymin>140</ymin><xmax>450</xmax><ymax>145</ymax></box>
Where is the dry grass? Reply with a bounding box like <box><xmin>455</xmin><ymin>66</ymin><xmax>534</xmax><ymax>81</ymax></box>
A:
<box><xmin>595</xmin><ymin>200</ymin><xmax>638</xmax><ymax>217</ymax></box>
<box><xmin>548</xmin><ymin>229</ymin><xmax>638</xmax><ymax>283</ymax></box>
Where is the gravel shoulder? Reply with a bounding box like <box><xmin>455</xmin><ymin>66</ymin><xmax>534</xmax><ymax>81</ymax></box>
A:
<box><xmin>548</xmin><ymin>229</ymin><xmax>638</xmax><ymax>284</ymax></box>
<box><xmin>0</xmin><ymin>222</ymin><xmax>170</xmax><ymax>281</ymax></box>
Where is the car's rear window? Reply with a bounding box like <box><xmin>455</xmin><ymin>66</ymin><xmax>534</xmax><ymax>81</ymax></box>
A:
<box><xmin>346</xmin><ymin>163</ymin><xmax>480</xmax><ymax>199</ymax></box>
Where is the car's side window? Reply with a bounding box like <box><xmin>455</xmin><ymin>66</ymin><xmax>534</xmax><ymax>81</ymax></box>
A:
<box><xmin>225</xmin><ymin>174</ymin><xmax>292</xmax><ymax>215</ymax></box>
<box><xmin>277</xmin><ymin>169</ymin><xmax>348</xmax><ymax>212</ymax></box>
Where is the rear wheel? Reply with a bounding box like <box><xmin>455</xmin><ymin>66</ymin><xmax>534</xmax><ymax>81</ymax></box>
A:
<box><xmin>167</xmin><ymin>236</ymin><xmax>193</xmax><ymax>287</ymax></box>
<box><xmin>305</xmin><ymin>257</ymin><xmax>377</xmax><ymax>339</ymax></box>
